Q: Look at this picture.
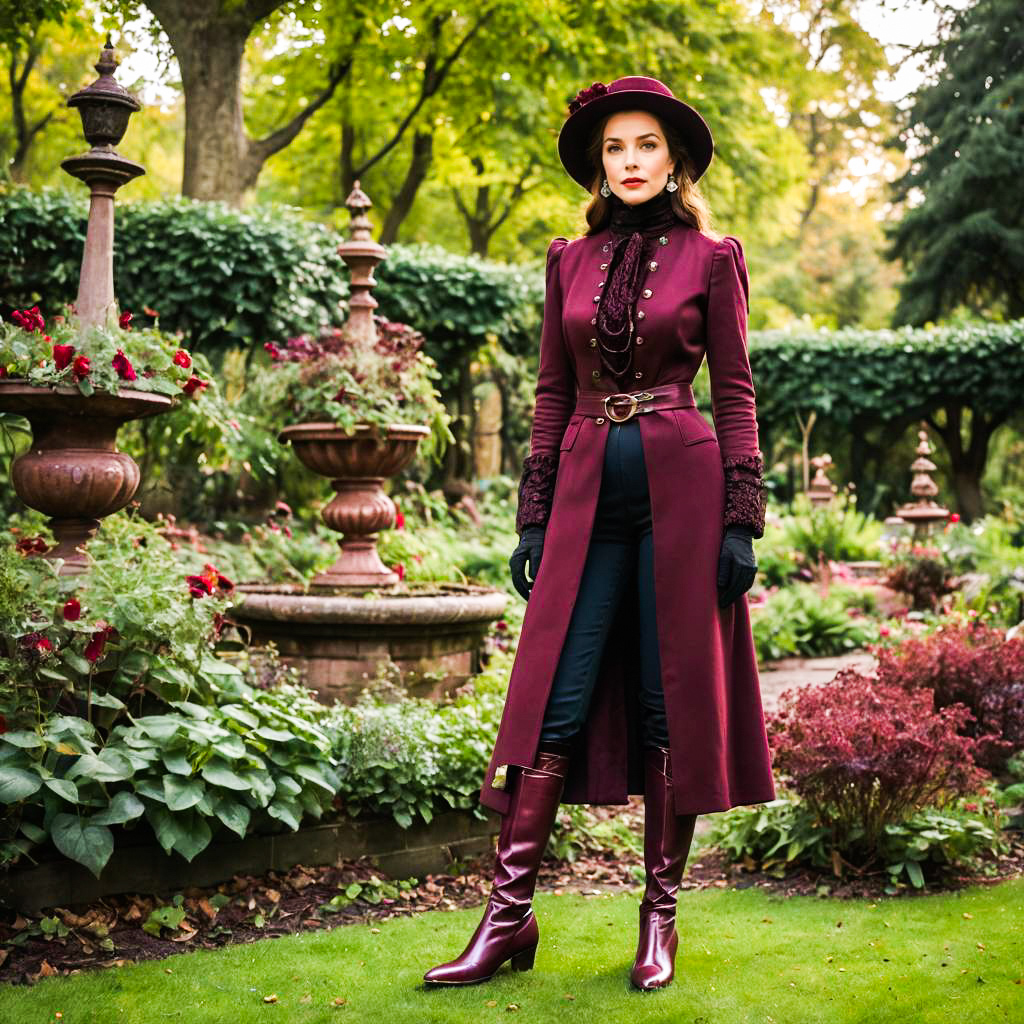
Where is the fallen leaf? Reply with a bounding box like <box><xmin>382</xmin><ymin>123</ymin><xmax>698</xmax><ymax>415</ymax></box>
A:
<box><xmin>30</xmin><ymin>960</ymin><xmax>57</xmax><ymax>982</ymax></box>
<box><xmin>263</xmin><ymin>993</ymin><xmax>278</xmax><ymax>1003</ymax></box>
<box><xmin>370</xmin><ymin>928</ymin><xmax>381</xmax><ymax>934</ymax></box>
<box><xmin>299</xmin><ymin>994</ymin><xmax>312</xmax><ymax>1004</ymax></box>
<box><xmin>486</xmin><ymin>1000</ymin><xmax>498</xmax><ymax>1007</ymax></box>
<box><xmin>332</xmin><ymin>997</ymin><xmax>347</xmax><ymax>1006</ymax></box>
<box><xmin>963</xmin><ymin>912</ymin><xmax>973</xmax><ymax>920</ymax></box>
<box><xmin>506</xmin><ymin>1004</ymin><xmax>520</xmax><ymax>1012</ymax></box>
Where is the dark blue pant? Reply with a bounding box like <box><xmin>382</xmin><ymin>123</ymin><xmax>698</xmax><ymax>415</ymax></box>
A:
<box><xmin>538</xmin><ymin>419</ymin><xmax>670</xmax><ymax>750</ymax></box>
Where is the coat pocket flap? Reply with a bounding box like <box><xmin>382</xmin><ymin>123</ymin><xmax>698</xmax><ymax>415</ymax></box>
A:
<box><xmin>671</xmin><ymin>408</ymin><xmax>717</xmax><ymax>446</ymax></box>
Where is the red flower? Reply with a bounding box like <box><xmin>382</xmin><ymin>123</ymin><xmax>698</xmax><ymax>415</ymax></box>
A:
<box><xmin>20</xmin><ymin>631</ymin><xmax>53</xmax><ymax>654</ymax></box>
<box><xmin>84</xmin><ymin>626</ymin><xmax>114</xmax><ymax>663</ymax></box>
<box><xmin>72</xmin><ymin>354</ymin><xmax>91</xmax><ymax>380</ymax></box>
<box><xmin>53</xmin><ymin>344</ymin><xmax>75</xmax><ymax>371</ymax></box>
<box><xmin>187</xmin><ymin>563</ymin><xmax>233</xmax><ymax>598</ymax></box>
<box><xmin>0</xmin><ymin>366</ymin><xmax>6</xmax><ymax>378</ymax></box>
<box><xmin>394</xmin><ymin>508</ymin><xmax>405</xmax><ymax>530</ymax></box>
<box><xmin>263</xmin><ymin>342</ymin><xmax>282</xmax><ymax>361</ymax></box>
<box><xmin>16</xmin><ymin>536</ymin><xmax>48</xmax><ymax>556</ymax></box>
<box><xmin>568</xmin><ymin>81</ymin><xmax>608</xmax><ymax>113</ymax></box>
<box><xmin>393</xmin><ymin>562</ymin><xmax>406</xmax><ymax>581</ymax></box>
<box><xmin>11</xmin><ymin>306</ymin><xmax>44</xmax><ymax>332</ymax></box>
<box><xmin>119</xmin><ymin>311</ymin><xmax>133</xmax><ymax>330</ymax></box>
<box><xmin>173</xmin><ymin>349</ymin><xmax>192</xmax><ymax>369</ymax></box>
<box><xmin>950</xmin><ymin>513</ymin><xmax>961</xmax><ymax>523</ymax></box>
<box><xmin>182</xmin><ymin>375</ymin><xmax>208</xmax><ymax>397</ymax></box>
<box><xmin>112</xmin><ymin>349</ymin><xmax>137</xmax><ymax>381</ymax></box>
<box><xmin>62</xmin><ymin>598</ymin><xmax>82</xmax><ymax>621</ymax></box>
<box><xmin>274</xmin><ymin>501</ymin><xmax>292</xmax><ymax>518</ymax></box>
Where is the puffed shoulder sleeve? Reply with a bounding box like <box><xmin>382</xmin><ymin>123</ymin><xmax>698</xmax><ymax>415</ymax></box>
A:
<box><xmin>515</xmin><ymin>236</ymin><xmax>573</xmax><ymax>535</ymax></box>
<box><xmin>705</xmin><ymin>235</ymin><xmax>766</xmax><ymax>538</ymax></box>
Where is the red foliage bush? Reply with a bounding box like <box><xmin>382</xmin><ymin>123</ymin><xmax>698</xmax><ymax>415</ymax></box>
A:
<box><xmin>767</xmin><ymin>669</ymin><xmax>986</xmax><ymax>852</ymax></box>
<box><xmin>873</xmin><ymin>622</ymin><xmax>1024</xmax><ymax>771</ymax></box>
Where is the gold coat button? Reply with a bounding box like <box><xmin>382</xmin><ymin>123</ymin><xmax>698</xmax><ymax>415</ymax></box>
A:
<box><xmin>598</xmin><ymin>280</ymin><xmax>605</xmax><ymax>287</ymax></box>
<box><xmin>593</xmin><ymin>295</ymin><xmax>600</xmax><ymax>303</ymax></box>
<box><xmin>600</xmin><ymin>262</ymin><xmax>608</xmax><ymax>270</ymax></box>
<box><xmin>642</xmin><ymin>288</ymin><xmax>652</xmax><ymax>298</ymax></box>
<box><xmin>636</xmin><ymin>336</ymin><xmax>645</xmax><ymax>345</ymax></box>
<box><xmin>649</xmin><ymin>260</ymin><xmax>658</xmax><ymax>271</ymax></box>
<box><xmin>590</xmin><ymin>317</ymin><xmax>597</xmax><ymax>325</ymax></box>
<box><xmin>637</xmin><ymin>310</ymin><xmax>646</xmax><ymax>320</ymax></box>
<box><xmin>588</xmin><ymin>338</ymin><xmax>597</xmax><ymax>347</ymax></box>
<box><xmin>634</xmin><ymin>370</ymin><xmax>643</xmax><ymax>378</ymax></box>
<box><xmin>595</xmin><ymin>417</ymin><xmax>605</xmax><ymax>424</ymax></box>
<box><xmin>591</xmin><ymin>369</ymin><xmax>601</xmax><ymax>379</ymax></box>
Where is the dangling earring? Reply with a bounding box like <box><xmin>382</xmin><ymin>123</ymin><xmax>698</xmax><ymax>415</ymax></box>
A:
<box><xmin>665</xmin><ymin>174</ymin><xmax>678</xmax><ymax>193</ymax></box>
<box><xmin>600</xmin><ymin>179</ymin><xmax>612</xmax><ymax>198</ymax></box>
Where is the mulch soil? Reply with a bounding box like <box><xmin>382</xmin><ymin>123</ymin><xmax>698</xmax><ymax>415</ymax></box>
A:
<box><xmin>2</xmin><ymin>799</ymin><xmax>1022</xmax><ymax>987</ymax></box>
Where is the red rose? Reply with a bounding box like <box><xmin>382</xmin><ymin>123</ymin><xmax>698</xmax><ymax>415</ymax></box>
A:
<box><xmin>16</xmin><ymin>536</ymin><xmax>48</xmax><ymax>556</ymax></box>
<box><xmin>182</xmin><ymin>375</ymin><xmax>208</xmax><ymax>396</ymax></box>
<box><xmin>72</xmin><ymin>354</ymin><xmax>91</xmax><ymax>380</ymax></box>
<box><xmin>112</xmin><ymin>349</ymin><xmax>137</xmax><ymax>381</ymax></box>
<box><xmin>173</xmin><ymin>349</ymin><xmax>192</xmax><ymax>369</ymax></box>
<box><xmin>394</xmin><ymin>508</ymin><xmax>405</xmax><ymax>530</ymax></box>
<box><xmin>119</xmin><ymin>311</ymin><xmax>133</xmax><ymax>330</ymax></box>
<box><xmin>204</xmin><ymin>563</ymin><xmax>234</xmax><ymax>593</ymax></box>
<box><xmin>950</xmin><ymin>513</ymin><xmax>961</xmax><ymax>523</ymax></box>
<box><xmin>186</xmin><ymin>574</ymin><xmax>213</xmax><ymax>599</ymax></box>
<box><xmin>393</xmin><ymin>562</ymin><xmax>405</xmax><ymax>581</ymax></box>
<box><xmin>263</xmin><ymin>342</ymin><xmax>282</xmax><ymax>361</ymax></box>
<box><xmin>84</xmin><ymin>626</ymin><xmax>114</xmax><ymax>663</ymax></box>
<box><xmin>53</xmin><ymin>344</ymin><xmax>75</xmax><ymax>371</ymax></box>
<box><xmin>62</xmin><ymin>598</ymin><xmax>82</xmax><ymax>621</ymax></box>
<box><xmin>20</xmin><ymin>631</ymin><xmax>53</xmax><ymax>653</ymax></box>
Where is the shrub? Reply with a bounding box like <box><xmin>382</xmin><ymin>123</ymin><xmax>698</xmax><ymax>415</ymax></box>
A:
<box><xmin>873</xmin><ymin>621</ymin><xmax>1024</xmax><ymax>770</ymax></box>
<box><xmin>707</xmin><ymin>793</ymin><xmax>1007</xmax><ymax>891</ymax></box>
<box><xmin>767</xmin><ymin>669</ymin><xmax>987</xmax><ymax>856</ymax></box>
<box><xmin>750</xmin><ymin>583</ymin><xmax>878</xmax><ymax>662</ymax></box>
<box><xmin>882</xmin><ymin>542</ymin><xmax>960</xmax><ymax>611</ymax></box>
<box><xmin>779</xmin><ymin>491</ymin><xmax>884</xmax><ymax>564</ymax></box>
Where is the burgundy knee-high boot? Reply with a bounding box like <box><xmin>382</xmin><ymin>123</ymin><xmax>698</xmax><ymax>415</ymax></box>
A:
<box><xmin>630</xmin><ymin>745</ymin><xmax>698</xmax><ymax>991</ymax></box>
<box><xmin>423</xmin><ymin>743</ymin><xmax>571</xmax><ymax>986</ymax></box>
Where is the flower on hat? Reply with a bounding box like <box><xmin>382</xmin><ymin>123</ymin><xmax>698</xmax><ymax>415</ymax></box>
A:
<box><xmin>568</xmin><ymin>81</ymin><xmax>608</xmax><ymax>114</ymax></box>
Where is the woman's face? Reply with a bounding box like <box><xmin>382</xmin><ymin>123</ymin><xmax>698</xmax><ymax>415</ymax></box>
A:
<box><xmin>600</xmin><ymin>110</ymin><xmax>675</xmax><ymax>206</ymax></box>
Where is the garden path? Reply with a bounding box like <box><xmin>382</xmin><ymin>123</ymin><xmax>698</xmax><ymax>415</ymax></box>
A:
<box><xmin>757</xmin><ymin>651</ymin><xmax>876</xmax><ymax>713</ymax></box>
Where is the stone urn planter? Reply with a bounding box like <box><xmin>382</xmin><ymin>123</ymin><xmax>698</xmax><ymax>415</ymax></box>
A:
<box><xmin>279</xmin><ymin>421</ymin><xmax>430</xmax><ymax>588</ymax></box>
<box><xmin>0</xmin><ymin>382</ymin><xmax>171</xmax><ymax>572</ymax></box>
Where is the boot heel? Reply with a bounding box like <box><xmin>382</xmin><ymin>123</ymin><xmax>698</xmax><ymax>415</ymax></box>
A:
<box><xmin>510</xmin><ymin>944</ymin><xmax>537</xmax><ymax>971</ymax></box>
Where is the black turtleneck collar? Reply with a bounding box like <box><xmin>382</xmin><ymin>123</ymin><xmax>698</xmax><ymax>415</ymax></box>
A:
<box><xmin>608</xmin><ymin>189</ymin><xmax>679</xmax><ymax>238</ymax></box>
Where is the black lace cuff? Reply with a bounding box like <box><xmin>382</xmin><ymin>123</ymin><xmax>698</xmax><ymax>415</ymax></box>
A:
<box><xmin>515</xmin><ymin>452</ymin><xmax>559</xmax><ymax>534</ymax></box>
<box><xmin>723</xmin><ymin>454</ymin><xmax>766</xmax><ymax>539</ymax></box>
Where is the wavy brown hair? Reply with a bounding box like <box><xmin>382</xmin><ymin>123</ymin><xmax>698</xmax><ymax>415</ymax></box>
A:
<box><xmin>580</xmin><ymin>111</ymin><xmax>720</xmax><ymax>240</ymax></box>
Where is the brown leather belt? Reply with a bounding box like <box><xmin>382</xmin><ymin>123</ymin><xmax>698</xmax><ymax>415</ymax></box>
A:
<box><xmin>574</xmin><ymin>380</ymin><xmax>695</xmax><ymax>423</ymax></box>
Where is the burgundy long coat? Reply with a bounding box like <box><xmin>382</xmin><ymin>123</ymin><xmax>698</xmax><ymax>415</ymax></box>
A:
<box><xmin>479</xmin><ymin>225</ymin><xmax>776</xmax><ymax>818</ymax></box>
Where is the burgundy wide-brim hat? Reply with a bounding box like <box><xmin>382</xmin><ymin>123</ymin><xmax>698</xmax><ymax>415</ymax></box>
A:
<box><xmin>557</xmin><ymin>75</ymin><xmax>714</xmax><ymax>190</ymax></box>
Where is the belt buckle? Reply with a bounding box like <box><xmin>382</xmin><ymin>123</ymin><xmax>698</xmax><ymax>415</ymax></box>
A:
<box><xmin>603</xmin><ymin>391</ymin><xmax>654</xmax><ymax>423</ymax></box>
<box><xmin>604</xmin><ymin>392</ymin><xmax>638</xmax><ymax>422</ymax></box>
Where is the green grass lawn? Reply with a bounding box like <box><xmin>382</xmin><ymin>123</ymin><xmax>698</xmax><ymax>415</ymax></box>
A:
<box><xmin>2</xmin><ymin>880</ymin><xmax>1022</xmax><ymax>1024</ymax></box>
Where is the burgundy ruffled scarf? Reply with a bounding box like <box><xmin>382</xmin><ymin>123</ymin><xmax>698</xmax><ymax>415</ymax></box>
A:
<box><xmin>595</xmin><ymin>190</ymin><xmax>679</xmax><ymax>381</ymax></box>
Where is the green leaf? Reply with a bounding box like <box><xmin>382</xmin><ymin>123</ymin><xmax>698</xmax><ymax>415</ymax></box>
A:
<box><xmin>87</xmin><ymin>692</ymin><xmax>126</xmax><ymax>710</ymax></box>
<box><xmin>905</xmin><ymin>860</ymin><xmax>925</xmax><ymax>888</ymax></box>
<box><xmin>201</xmin><ymin>759</ymin><xmax>251</xmax><ymax>791</ymax></box>
<box><xmin>62</xmin><ymin>651</ymin><xmax>94</xmax><ymax>676</ymax></box>
<box><xmin>266</xmin><ymin>799</ymin><xmax>302</xmax><ymax>831</ymax></box>
<box><xmin>1</xmin><ymin>730</ymin><xmax>44</xmax><ymax>749</ymax></box>
<box><xmin>145</xmin><ymin>805</ymin><xmax>213</xmax><ymax>861</ymax></box>
<box><xmin>43</xmin><ymin>777</ymin><xmax>80</xmax><ymax>803</ymax></box>
<box><xmin>163</xmin><ymin>775</ymin><xmax>205</xmax><ymax>812</ymax></box>
<box><xmin>90</xmin><ymin>790</ymin><xmax>146</xmax><ymax>826</ymax></box>
<box><xmin>212</xmin><ymin>794</ymin><xmax>251</xmax><ymax>838</ymax></box>
<box><xmin>0</xmin><ymin>767</ymin><xmax>43</xmax><ymax>802</ymax></box>
<box><xmin>143</xmin><ymin>904</ymin><xmax>187</xmax><ymax>936</ymax></box>
<box><xmin>66</xmin><ymin>749</ymin><xmax>134</xmax><ymax>783</ymax></box>
<box><xmin>162</xmin><ymin>748</ymin><xmax>192</xmax><ymax>775</ymax></box>
<box><xmin>49</xmin><ymin>813</ymin><xmax>114</xmax><ymax>878</ymax></box>
<box><xmin>253</xmin><ymin>726</ymin><xmax>295</xmax><ymax>743</ymax></box>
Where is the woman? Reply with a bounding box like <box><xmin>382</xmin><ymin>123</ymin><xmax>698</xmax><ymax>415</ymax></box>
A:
<box><xmin>424</xmin><ymin>76</ymin><xmax>774</xmax><ymax>992</ymax></box>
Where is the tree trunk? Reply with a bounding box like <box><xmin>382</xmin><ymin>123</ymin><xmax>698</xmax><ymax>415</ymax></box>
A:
<box><xmin>378</xmin><ymin>130</ymin><xmax>433</xmax><ymax>244</ymax></box>
<box><xmin>6</xmin><ymin>35</ymin><xmax>54</xmax><ymax>181</ymax></box>
<box><xmin>925</xmin><ymin>404</ymin><xmax>1003</xmax><ymax>523</ymax></box>
<box><xmin>146</xmin><ymin>0</ymin><xmax>348</xmax><ymax>204</ymax></box>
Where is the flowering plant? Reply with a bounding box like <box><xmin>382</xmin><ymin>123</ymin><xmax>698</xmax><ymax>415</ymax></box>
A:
<box><xmin>0</xmin><ymin>304</ymin><xmax>208</xmax><ymax>400</ymax></box>
<box><xmin>253</xmin><ymin>315</ymin><xmax>452</xmax><ymax>465</ymax></box>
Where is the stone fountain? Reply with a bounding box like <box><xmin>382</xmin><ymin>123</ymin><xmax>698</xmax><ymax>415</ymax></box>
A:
<box><xmin>0</xmin><ymin>37</ymin><xmax>171</xmax><ymax>572</ymax></box>
<box><xmin>231</xmin><ymin>186</ymin><xmax>507</xmax><ymax>703</ymax></box>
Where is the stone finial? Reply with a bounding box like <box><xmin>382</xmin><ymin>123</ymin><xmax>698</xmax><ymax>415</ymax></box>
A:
<box><xmin>338</xmin><ymin>180</ymin><xmax>387</xmax><ymax>346</ymax></box>
<box><xmin>807</xmin><ymin>453</ymin><xmax>835</xmax><ymax>507</ymax></box>
<box><xmin>60</xmin><ymin>37</ymin><xmax>145</xmax><ymax>331</ymax></box>
<box><xmin>893</xmin><ymin>423</ymin><xmax>950</xmax><ymax>533</ymax></box>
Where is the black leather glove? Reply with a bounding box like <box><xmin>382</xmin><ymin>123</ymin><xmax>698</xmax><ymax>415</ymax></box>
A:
<box><xmin>509</xmin><ymin>525</ymin><xmax>546</xmax><ymax>601</ymax></box>
<box><xmin>717</xmin><ymin>524</ymin><xmax>757</xmax><ymax>608</ymax></box>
